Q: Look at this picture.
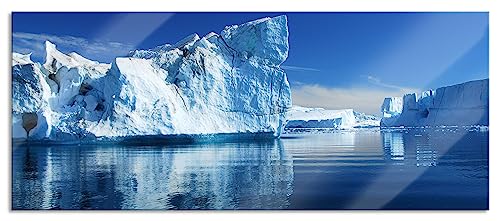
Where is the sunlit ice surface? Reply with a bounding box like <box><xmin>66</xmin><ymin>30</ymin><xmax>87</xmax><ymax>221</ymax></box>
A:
<box><xmin>12</xmin><ymin>128</ymin><xmax>488</xmax><ymax>210</ymax></box>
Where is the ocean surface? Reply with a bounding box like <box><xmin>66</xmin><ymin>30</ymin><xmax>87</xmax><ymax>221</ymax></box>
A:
<box><xmin>12</xmin><ymin>128</ymin><xmax>488</xmax><ymax>210</ymax></box>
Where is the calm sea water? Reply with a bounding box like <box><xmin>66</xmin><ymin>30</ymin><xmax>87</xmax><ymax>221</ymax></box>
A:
<box><xmin>12</xmin><ymin>128</ymin><xmax>488</xmax><ymax>210</ymax></box>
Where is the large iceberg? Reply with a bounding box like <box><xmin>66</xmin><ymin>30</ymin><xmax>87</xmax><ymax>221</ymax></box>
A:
<box><xmin>12</xmin><ymin>15</ymin><xmax>292</xmax><ymax>143</ymax></box>
<box><xmin>285</xmin><ymin>105</ymin><xmax>379</xmax><ymax>129</ymax></box>
<box><xmin>380</xmin><ymin>79</ymin><xmax>489</xmax><ymax>127</ymax></box>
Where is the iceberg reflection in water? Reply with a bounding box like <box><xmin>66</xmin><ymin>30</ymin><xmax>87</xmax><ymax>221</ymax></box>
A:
<box><xmin>13</xmin><ymin>128</ymin><xmax>488</xmax><ymax>209</ymax></box>
<box><xmin>12</xmin><ymin>140</ymin><xmax>294</xmax><ymax>209</ymax></box>
<box><xmin>383</xmin><ymin>132</ymin><xmax>405</xmax><ymax>162</ymax></box>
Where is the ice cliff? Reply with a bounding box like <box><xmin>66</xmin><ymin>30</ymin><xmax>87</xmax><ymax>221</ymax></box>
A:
<box><xmin>380</xmin><ymin>79</ymin><xmax>489</xmax><ymax>127</ymax></box>
<box><xmin>12</xmin><ymin>15</ymin><xmax>291</xmax><ymax>143</ymax></box>
<box><xmin>285</xmin><ymin>106</ymin><xmax>379</xmax><ymax>129</ymax></box>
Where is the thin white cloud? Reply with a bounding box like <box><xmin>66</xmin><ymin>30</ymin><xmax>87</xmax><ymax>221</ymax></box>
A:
<box><xmin>12</xmin><ymin>32</ymin><xmax>134</xmax><ymax>63</ymax></box>
<box><xmin>364</xmin><ymin>74</ymin><xmax>415</xmax><ymax>94</ymax></box>
<box><xmin>13</xmin><ymin>13</ymin><xmax>175</xmax><ymax>63</ymax></box>
<box><xmin>291</xmin><ymin>84</ymin><xmax>419</xmax><ymax>116</ymax></box>
<box><xmin>281</xmin><ymin>65</ymin><xmax>321</xmax><ymax>72</ymax></box>
<box><xmin>290</xmin><ymin>80</ymin><xmax>306</xmax><ymax>87</ymax></box>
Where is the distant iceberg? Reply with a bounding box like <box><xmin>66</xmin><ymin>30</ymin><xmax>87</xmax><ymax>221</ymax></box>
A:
<box><xmin>285</xmin><ymin>105</ymin><xmax>380</xmax><ymax>130</ymax></box>
<box><xmin>380</xmin><ymin>79</ymin><xmax>489</xmax><ymax>127</ymax></box>
<box><xmin>12</xmin><ymin>15</ymin><xmax>292</xmax><ymax>143</ymax></box>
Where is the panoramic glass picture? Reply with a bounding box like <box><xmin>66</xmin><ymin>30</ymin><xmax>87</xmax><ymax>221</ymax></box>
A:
<box><xmin>11</xmin><ymin>12</ymin><xmax>488</xmax><ymax>210</ymax></box>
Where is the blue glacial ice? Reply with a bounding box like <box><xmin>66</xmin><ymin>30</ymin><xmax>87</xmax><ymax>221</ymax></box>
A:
<box><xmin>285</xmin><ymin>105</ymin><xmax>380</xmax><ymax>130</ymax></box>
<box><xmin>380</xmin><ymin>79</ymin><xmax>489</xmax><ymax>127</ymax></box>
<box><xmin>12</xmin><ymin>15</ymin><xmax>292</xmax><ymax>143</ymax></box>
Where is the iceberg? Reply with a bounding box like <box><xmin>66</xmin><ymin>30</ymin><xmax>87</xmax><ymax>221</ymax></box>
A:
<box><xmin>285</xmin><ymin>105</ymin><xmax>380</xmax><ymax>129</ymax></box>
<box><xmin>12</xmin><ymin>15</ymin><xmax>292</xmax><ymax>143</ymax></box>
<box><xmin>380</xmin><ymin>79</ymin><xmax>489</xmax><ymax>127</ymax></box>
<box><xmin>353</xmin><ymin>111</ymin><xmax>381</xmax><ymax>128</ymax></box>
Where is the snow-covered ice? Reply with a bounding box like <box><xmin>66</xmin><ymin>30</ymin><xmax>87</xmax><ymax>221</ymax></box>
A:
<box><xmin>285</xmin><ymin>106</ymin><xmax>356</xmax><ymax>129</ymax></box>
<box><xmin>380</xmin><ymin>79</ymin><xmax>489</xmax><ymax>127</ymax></box>
<box><xmin>285</xmin><ymin>105</ymin><xmax>380</xmax><ymax>129</ymax></box>
<box><xmin>352</xmin><ymin>111</ymin><xmax>380</xmax><ymax>128</ymax></box>
<box><xmin>12</xmin><ymin>15</ymin><xmax>292</xmax><ymax>143</ymax></box>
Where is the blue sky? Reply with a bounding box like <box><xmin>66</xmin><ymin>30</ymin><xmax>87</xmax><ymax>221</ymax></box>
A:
<box><xmin>12</xmin><ymin>12</ymin><xmax>488</xmax><ymax>115</ymax></box>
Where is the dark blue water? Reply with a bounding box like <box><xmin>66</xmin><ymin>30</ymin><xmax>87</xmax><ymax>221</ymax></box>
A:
<box><xmin>12</xmin><ymin>128</ymin><xmax>488</xmax><ymax>210</ymax></box>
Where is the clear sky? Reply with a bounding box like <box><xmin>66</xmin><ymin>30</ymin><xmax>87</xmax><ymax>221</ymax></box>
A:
<box><xmin>12</xmin><ymin>12</ymin><xmax>488</xmax><ymax>115</ymax></box>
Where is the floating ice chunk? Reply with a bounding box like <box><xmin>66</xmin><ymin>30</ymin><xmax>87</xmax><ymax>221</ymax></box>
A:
<box><xmin>12</xmin><ymin>15</ymin><xmax>292</xmax><ymax>143</ymax></box>
<box><xmin>380</xmin><ymin>79</ymin><xmax>489</xmax><ymax>127</ymax></box>
<box><xmin>285</xmin><ymin>106</ymin><xmax>356</xmax><ymax>129</ymax></box>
